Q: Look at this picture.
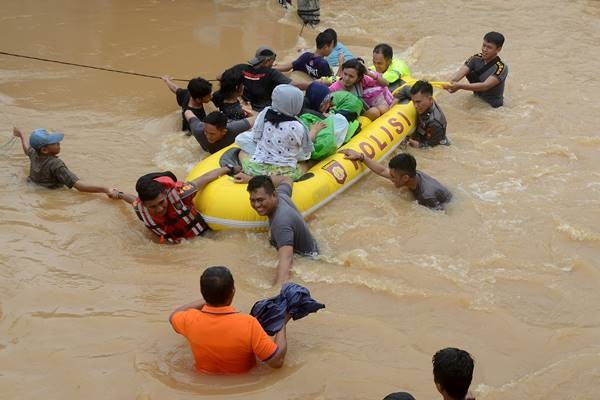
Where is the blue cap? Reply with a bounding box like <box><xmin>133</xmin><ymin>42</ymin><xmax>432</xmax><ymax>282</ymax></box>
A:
<box><xmin>29</xmin><ymin>128</ymin><xmax>64</xmax><ymax>150</ymax></box>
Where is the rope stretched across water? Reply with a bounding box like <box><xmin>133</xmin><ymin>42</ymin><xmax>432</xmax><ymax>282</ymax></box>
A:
<box><xmin>0</xmin><ymin>50</ymin><xmax>218</xmax><ymax>82</ymax></box>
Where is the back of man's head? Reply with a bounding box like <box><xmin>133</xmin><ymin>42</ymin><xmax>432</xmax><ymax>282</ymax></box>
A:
<box><xmin>388</xmin><ymin>153</ymin><xmax>417</xmax><ymax>177</ymax></box>
<box><xmin>373</xmin><ymin>43</ymin><xmax>393</xmax><ymax>60</ymax></box>
<box><xmin>247</xmin><ymin>175</ymin><xmax>276</xmax><ymax>194</ymax></box>
<box><xmin>410</xmin><ymin>80</ymin><xmax>433</xmax><ymax>97</ymax></box>
<box><xmin>316</xmin><ymin>31</ymin><xmax>335</xmax><ymax>49</ymax></box>
<box><xmin>200</xmin><ymin>266</ymin><xmax>235</xmax><ymax>306</ymax></box>
<box><xmin>188</xmin><ymin>77</ymin><xmax>213</xmax><ymax>100</ymax></box>
<box><xmin>322</xmin><ymin>28</ymin><xmax>338</xmax><ymax>46</ymax></box>
<box><xmin>483</xmin><ymin>31</ymin><xmax>505</xmax><ymax>48</ymax></box>
<box><xmin>432</xmin><ymin>348</ymin><xmax>474</xmax><ymax>400</ymax></box>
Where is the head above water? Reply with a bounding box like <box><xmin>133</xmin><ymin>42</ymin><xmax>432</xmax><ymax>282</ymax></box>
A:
<box><xmin>188</xmin><ymin>77</ymin><xmax>213</xmax><ymax>102</ymax></box>
<box><xmin>203</xmin><ymin>111</ymin><xmax>228</xmax><ymax>143</ymax></box>
<box><xmin>316</xmin><ymin>30</ymin><xmax>335</xmax><ymax>55</ymax></box>
<box><xmin>306</xmin><ymin>82</ymin><xmax>333</xmax><ymax>113</ymax></box>
<box><xmin>29</xmin><ymin>128</ymin><xmax>64</xmax><ymax>155</ymax></box>
<box><xmin>341</xmin><ymin>58</ymin><xmax>367</xmax><ymax>87</ymax></box>
<box><xmin>135</xmin><ymin>171</ymin><xmax>178</xmax><ymax>216</ymax></box>
<box><xmin>481</xmin><ymin>31</ymin><xmax>505</xmax><ymax>61</ymax></box>
<box><xmin>372</xmin><ymin>43</ymin><xmax>393</xmax><ymax>74</ymax></box>
<box><xmin>409</xmin><ymin>80</ymin><xmax>434</xmax><ymax>115</ymax></box>
<box><xmin>322</xmin><ymin>28</ymin><xmax>338</xmax><ymax>47</ymax></box>
<box><xmin>271</xmin><ymin>84</ymin><xmax>304</xmax><ymax>117</ymax></box>
<box><xmin>247</xmin><ymin>175</ymin><xmax>278</xmax><ymax>216</ymax></box>
<box><xmin>219</xmin><ymin>65</ymin><xmax>245</xmax><ymax>100</ymax></box>
<box><xmin>200</xmin><ymin>266</ymin><xmax>235</xmax><ymax>307</ymax></box>
<box><xmin>388</xmin><ymin>153</ymin><xmax>417</xmax><ymax>188</ymax></box>
<box><xmin>432</xmin><ymin>348</ymin><xmax>474</xmax><ymax>400</ymax></box>
<box><xmin>249</xmin><ymin>46</ymin><xmax>277</xmax><ymax>68</ymax></box>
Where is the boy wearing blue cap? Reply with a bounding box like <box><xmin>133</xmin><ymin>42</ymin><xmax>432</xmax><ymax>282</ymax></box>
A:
<box><xmin>13</xmin><ymin>127</ymin><xmax>114</xmax><ymax>196</ymax></box>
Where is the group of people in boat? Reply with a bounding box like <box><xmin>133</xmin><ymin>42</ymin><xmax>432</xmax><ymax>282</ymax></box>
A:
<box><xmin>12</xmin><ymin>27</ymin><xmax>507</xmax><ymax>393</ymax></box>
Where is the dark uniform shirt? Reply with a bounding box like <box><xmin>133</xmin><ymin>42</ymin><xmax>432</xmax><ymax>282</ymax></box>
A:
<box><xmin>465</xmin><ymin>53</ymin><xmax>508</xmax><ymax>108</ymax></box>
<box><xmin>412</xmin><ymin>101</ymin><xmax>449</xmax><ymax>148</ymax></box>
<box><xmin>411</xmin><ymin>171</ymin><xmax>452</xmax><ymax>210</ymax></box>
<box><xmin>27</xmin><ymin>148</ymin><xmax>79</xmax><ymax>189</ymax></box>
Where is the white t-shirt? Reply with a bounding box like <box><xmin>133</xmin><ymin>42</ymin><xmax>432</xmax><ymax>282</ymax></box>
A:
<box><xmin>251</xmin><ymin>120</ymin><xmax>308</xmax><ymax>167</ymax></box>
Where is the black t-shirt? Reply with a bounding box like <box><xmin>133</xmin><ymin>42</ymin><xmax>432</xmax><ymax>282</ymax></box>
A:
<box><xmin>176</xmin><ymin>88</ymin><xmax>206</xmax><ymax>131</ymax></box>
<box><xmin>239</xmin><ymin>64</ymin><xmax>291</xmax><ymax>111</ymax></box>
<box><xmin>212</xmin><ymin>90</ymin><xmax>246</xmax><ymax>120</ymax></box>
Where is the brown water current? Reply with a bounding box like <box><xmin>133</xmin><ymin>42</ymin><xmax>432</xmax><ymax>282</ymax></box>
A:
<box><xmin>1</xmin><ymin>1</ymin><xmax>599</xmax><ymax>399</ymax></box>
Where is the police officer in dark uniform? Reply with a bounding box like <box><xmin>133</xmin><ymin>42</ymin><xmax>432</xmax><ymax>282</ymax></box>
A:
<box><xmin>394</xmin><ymin>80</ymin><xmax>449</xmax><ymax>148</ymax></box>
<box><xmin>445</xmin><ymin>32</ymin><xmax>508</xmax><ymax>108</ymax></box>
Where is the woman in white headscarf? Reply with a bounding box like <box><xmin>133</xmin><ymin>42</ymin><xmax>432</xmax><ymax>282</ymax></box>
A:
<box><xmin>236</xmin><ymin>84</ymin><xmax>324</xmax><ymax>180</ymax></box>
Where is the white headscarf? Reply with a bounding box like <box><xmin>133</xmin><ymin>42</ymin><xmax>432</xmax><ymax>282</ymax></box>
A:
<box><xmin>251</xmin><ymin>84</ymin><xmax>313</xmax><ymax>157</ymax></box>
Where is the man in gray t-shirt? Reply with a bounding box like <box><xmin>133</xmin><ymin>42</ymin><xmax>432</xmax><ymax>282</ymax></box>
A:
<box><xmin>445</xmin><ymin>31</ymin><xmax>508</xmax><ymax>108</ymax></box>
<box><xmin>339</xmin><ymin>150</ymin><xmax>452</xmax><ymax>211</ymax></box>
<box><xmin>247</xmin><ymin>175</ymin><xmax>318</xmax><ymax>286</ymax></box>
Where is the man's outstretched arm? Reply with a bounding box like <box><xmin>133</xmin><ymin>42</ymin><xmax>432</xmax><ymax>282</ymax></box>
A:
<box><xmin>339</xmin><ymin>149</ymin><xmax>391</xmax><ymax>179</ymax></box>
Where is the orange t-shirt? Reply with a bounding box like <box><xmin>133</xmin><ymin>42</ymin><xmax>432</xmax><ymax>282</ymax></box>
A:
<box><xmin>171</xmin><ymin>305</ymin><xmax>278</xmax><ymax>374</ymax></box>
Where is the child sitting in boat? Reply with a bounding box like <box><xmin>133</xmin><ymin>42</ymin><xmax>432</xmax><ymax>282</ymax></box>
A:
<box><xmin>211</xmin><ymin>66</ymin><xmax>252</xmax><ymax>121</ymax></box>
<box><xmin>235</xmin><ymin>84</ymin><xmax>325</xmax><ymax>181</ymax></box>
<box><xmin>328</xmin><ymin>59</ymin><xmax>394</xmax><ymax>121</ymax></box>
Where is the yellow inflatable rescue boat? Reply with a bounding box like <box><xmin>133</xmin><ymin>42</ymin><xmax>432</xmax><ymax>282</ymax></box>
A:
<box><xmin>186</xmin><ymin>102</ymin><xmax>416</xmax><ymax>230</ymax></box>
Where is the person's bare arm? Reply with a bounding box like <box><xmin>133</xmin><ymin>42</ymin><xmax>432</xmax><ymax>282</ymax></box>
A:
<box><xmin>308</xmin><ymin>121</ymin><xmax>327</xmax><ymax>142</ymax></box>
<box><xmin>339</xmin><ymin>149</ymin><xmax>391</xmax><ymax>179</ymax></box>
<box><xmin>73</xmin><ymin>181</ymin><xmax>113</xmax><ymax>196</ymax></box>
<box><xmin>189</xmin><ymin>167</ymin><xmax>230</xmax><ymax>191</ymax></box>
<box><xmin>274</xmin><ymin>62</ymin><xmax>293</xmax><ymax>72</ymax></box>
<box><xmin>449</xmin><ymin>64</ymin><xmax>471</xmax><ymax>83</ymax></box>
<box><xmin>367</xmin><ymin>70</ymin><xmax>389</xmax><ymax>86</ymax></box>
<box><xmin>265</xmin><ymin>315</ymin><xmax>291</xmax><ymax>368</ymax></box>
<box><xmin>168</xmin><ymin>299</ymin><xmax>205</xmax><ymax>325</ymax></box>
<box><xmin>161</xmin><ymin>75</ymin><xmax>179</xmax><ymax>94</ymax></box>
<box><xmin>275</xmin><ymin>245</ymin><xmax>294</xmax><ymax>286</ymax></box>
<box><xmin>13</xmin><ymin>127</ymin><xmax>29</xmax><ymax>155</ymax></box>
<box><xmin>111</xmin><ymin>190</ymin><xmax>136</xmax><ymax>204</ymax></box>
<box><xmin>446</xmin><ymin>74</ymin><xmax>500</xmax><ymax>93</ymax></box>
<box><xmin>271</xmin><ymin>175</ymin><xmax>294</xmax><ymax>189</ymax></box>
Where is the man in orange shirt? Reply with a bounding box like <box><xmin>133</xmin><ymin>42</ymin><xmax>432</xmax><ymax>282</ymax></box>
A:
<box><xmin>169</xmin><ymin>266</ymin><xmax>289</xmax><ymax>374</ymax></box>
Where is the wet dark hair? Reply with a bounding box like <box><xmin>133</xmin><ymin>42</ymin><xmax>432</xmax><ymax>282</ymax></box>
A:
<box><xmin>316</xmin><ymin>31</ymin><xmax>335</xmax><ymax>49</ymax></box>
<box><xmin>388</xmin><ymin>153</ymin><xmax>416</xmax><ymax>177</ymax></box>
<box><xmin>247</xmin><ymin>175</ymin><xmax>276</xmax><ymax>195</ymax></box>
<box><xmin>410</xmin><ymin>80</ymin><xmax>433</xmax><ymax>96</ymax></box>
<box><xmin>483</xmin><ymin>31</ymin><xmax>505</xmax><ymax>48</ymax></box>
<box><xmin>433</xmin><ymin>348</ymin><xmax>474</xmax><ymax>399</ymax></box>
<box><xmin>219</xmin><ymin>66</ymin><xmax>244</xmax><ymax>100</ymax></box>
<box><xmin>373</xmin><ymin>43</ymin><xmax>393</xmax><ymax>60</ymax></box>
<box><xmin>200</xmin><ymin>266</ymin><xmax>235</xmax><ymax>306</ymax></box>
<box><xmin>322</xmin><ymin>28</ymin><xmax>338</xmax><ymax>46</ymax></box>
<box><xmin>187</xmin><ymin>77</ymin><xmax>212</xmax><ymax>100</ymax></box>
<box><xmin>204</xmin><ymin>111</ymin><xmax>228</xmax><ymax>130</ymax></box>
<box><xmin>342</xmin><ymin>59</ymin><xmax>367</xmax><ymax>80</ymax></box>
<box><xmin>135</xmin><ymin>171</ymin><xmax>177</xmax><ymax>202</ymax></box>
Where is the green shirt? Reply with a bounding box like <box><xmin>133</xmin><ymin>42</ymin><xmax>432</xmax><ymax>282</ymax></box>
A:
<box><xmin>27</xmin><ymin>148</ymin><xmax>79</xmax><ymax>188</ymax></box>
<box><xmin>370</xmin><ymin>58</ymin><xmax>411</xmax><ymax>87</ymax></box>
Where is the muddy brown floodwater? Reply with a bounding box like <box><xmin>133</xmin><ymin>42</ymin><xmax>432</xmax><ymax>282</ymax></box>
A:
<box><xmin>1</xmin><ymin>1</ymin><xmax>599</xmax><ymax>399</ymax></box>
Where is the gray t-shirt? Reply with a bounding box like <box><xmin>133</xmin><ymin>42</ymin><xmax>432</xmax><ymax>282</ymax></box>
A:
<box><xmin>269</xmin><ymin>183</ymin><xmax>319</xmax><ymax>255</ymax></box>
<box><xmin>27</xmin><ymin>148</ymin><xmax>79</xmax><ymax>189</ymax></box>
<box><xmin>465</xmin><ymin>54</ymin><xmax>508</xmax><ymax>108</ymax></box>
<box><xmin>189</xmin><ymin>117</ymin><xmax>251</xmax><ymax>154</ymax></box>
<box><xmin>411</xmin><ymin>171</ymin><xmax>452</xmax><ymax>210</ymax></box>
<box><xmin>412</xmin><ymin>101</ymin><xmax>448</xmax><ymax>147</ymax></box>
